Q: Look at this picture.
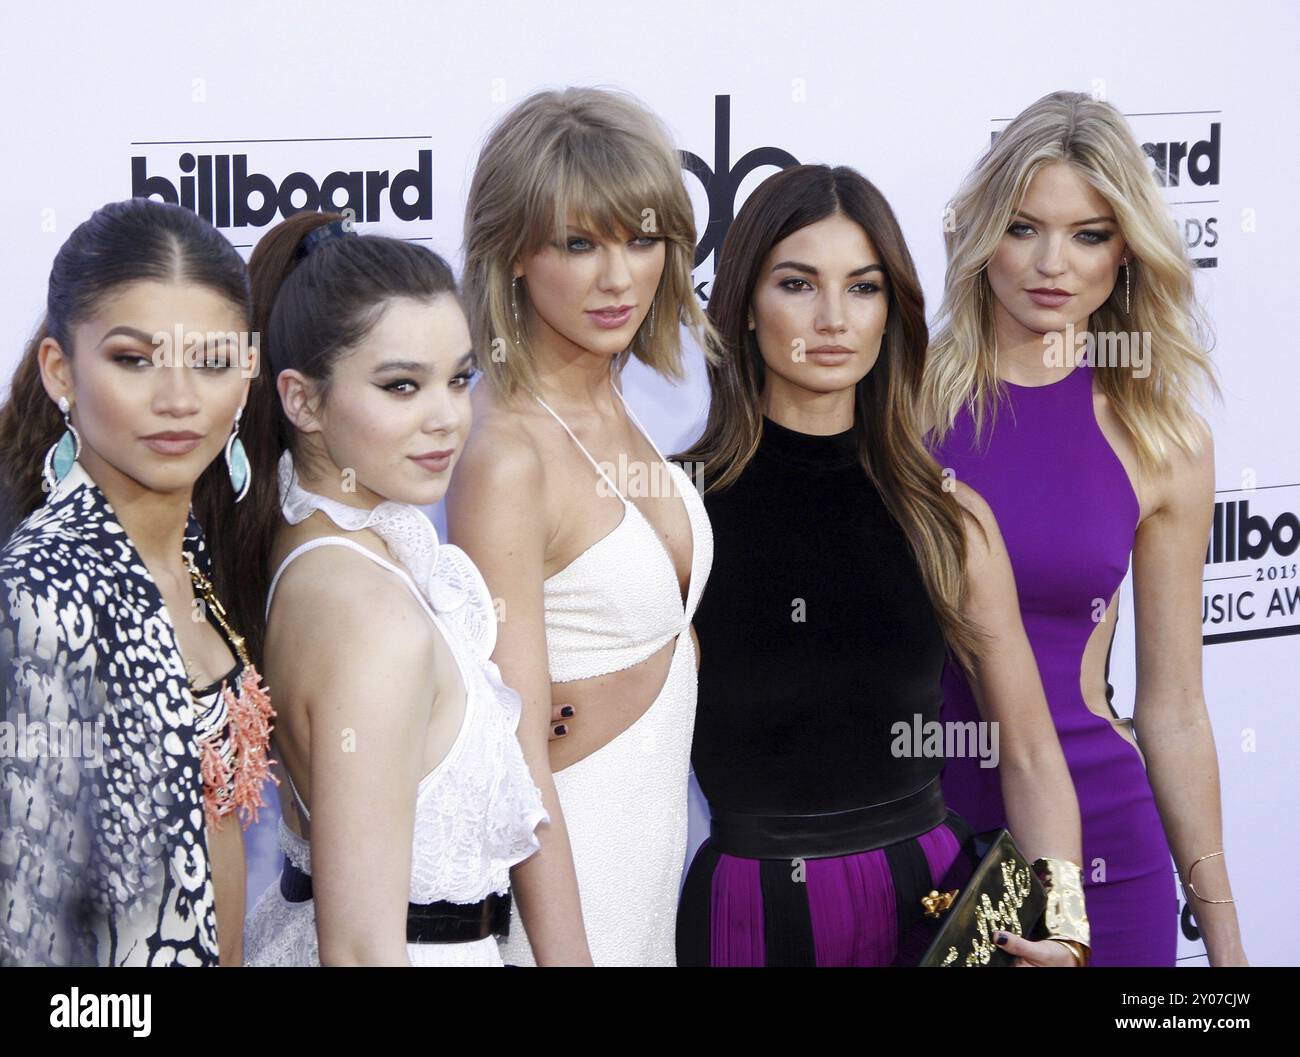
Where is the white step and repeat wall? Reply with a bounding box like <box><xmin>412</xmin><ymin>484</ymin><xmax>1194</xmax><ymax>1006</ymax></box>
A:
<box><xmin>2</xmin><ymin>1</ymin><xmax>1295</xmax><ymax>965</ymax></box>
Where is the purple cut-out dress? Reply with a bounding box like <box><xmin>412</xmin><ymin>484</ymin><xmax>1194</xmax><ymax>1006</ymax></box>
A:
<box><xmin>931</xmin><ymin>363</ymin><xmax>1179</xmax><ymax>966</ymax></box>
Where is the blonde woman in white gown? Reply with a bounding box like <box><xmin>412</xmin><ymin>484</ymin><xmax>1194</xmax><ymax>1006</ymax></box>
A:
<box><xmin>449</xmin><ymin>87</ymin><xmax>719</xmax><ymax>966</ymax></box>
<box><xmin>226</xmin><ymin>212</ymin><xmax>545</xmax><ymax>966</ymax></box>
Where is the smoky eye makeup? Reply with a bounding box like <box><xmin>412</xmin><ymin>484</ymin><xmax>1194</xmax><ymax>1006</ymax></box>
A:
<box><xmin>1008</xmin><ymin>215</ymin><xmax>1119</xmax><ymax>243</ymax></box>
<box><xmin>449</xmin><ymin>351</ymin><xmax>478</xmax><ymax>388</ymax></box>
<box><xmin>777</xmin><ymin>275</ymin><xmax>813</xmax><ymax>292</ymax></box>
<box><xmin>104</xmin><ymin>338</ymin><xmax>158</xmax><ymax>369</ymax></box>
<box><xmin>194</xmin><ymin>341</ymin><xmax>238</xmax><ymax>369</ymax></box>
<box><xmin>450</xmin><ymin>365</ymin><xmax>479</xmax><ymax>389</ymax></box>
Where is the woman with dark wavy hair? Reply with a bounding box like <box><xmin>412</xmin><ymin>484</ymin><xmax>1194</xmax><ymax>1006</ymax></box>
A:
<box><xmin>674</xmin><ymin>164</ymin><xmax>1088</xmax><ymax>967</ymax></box>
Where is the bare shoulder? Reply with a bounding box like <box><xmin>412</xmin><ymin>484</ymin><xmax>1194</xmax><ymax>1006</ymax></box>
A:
<box><xmin>951</xmin><ymin>479</ymin><xmax>1001</xmax><ymax>559</ymax></box>
<box><xmin>1170</xmin><ymin>411</ymin><xmax>1214</xmax><ymax>474</ymax></box>
<box><xmin>1153</xmin><ymin>412</ymin><xmax>1215</xmax><ymax>519</ymax></box>
<box><xmin>448</xmin><ymin>386</ymin><xmax>553</xmax><ymax>522</ymax></box>
<box><xmin>457</xmin><ymin>394</ymin><xmax>544</xmax><ymax>482</ymax></box>
<box><xmin>267</xmin><ymin>542</ymin><xmax>434</xmax><ymax>658</ymax></box>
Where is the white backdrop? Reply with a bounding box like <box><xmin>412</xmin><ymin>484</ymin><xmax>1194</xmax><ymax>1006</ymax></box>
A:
<box><xmin>3</xmin><ymin>0</ymin><xmax>1295</xmax><ymax>965</ymax></box>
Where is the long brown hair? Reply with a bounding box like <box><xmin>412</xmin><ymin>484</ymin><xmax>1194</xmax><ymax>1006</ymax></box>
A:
<box><xmin>0</xmin><ymin>198</ymin><xmax>251</xmax><ymax>541</ymax></box>
<box><xmin>204</xmin><ymin>211</ymin><xmax>459</xmax><ymax>668</ymax></box>
<box><xmin>675</xmin><ymin>164</ymin><xmax>983</xmax><ymax>671</ymax></box>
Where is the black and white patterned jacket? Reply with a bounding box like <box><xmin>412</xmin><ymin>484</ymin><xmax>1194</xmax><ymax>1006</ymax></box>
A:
<box><xmin>0</xmin><ymin>461</ymin><xmax>219</xmax><ymax>966</ymax></box>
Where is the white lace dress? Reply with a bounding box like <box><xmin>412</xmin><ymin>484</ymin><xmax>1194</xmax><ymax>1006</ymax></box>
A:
<box><xmin>242</xmin><ymin>452</ymin><xmax>548</xmax><ymax>967</ymax></box>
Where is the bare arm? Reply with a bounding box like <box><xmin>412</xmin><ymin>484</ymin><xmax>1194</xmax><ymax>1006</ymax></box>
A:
<box><xmin>445</xmin><ymin>424</ymin><xmax>593</xmax><ymax>965</ymax></box>
<box><xmin>953</xmin><ymin>484</ymin><xmax>1085</xmax><ymax>967</ymax></box>
<box><xmin>207</xmin><ymin>814</ymin><xmax>245</xmax><ymax>965</ymax></box>
<box><xmin>279</xmin><ymin>555</ymin><xmax>434</xmax><ymax>966</ymax></box>
<box><xmin>954</xmin><ymin>483</ymin><xmax>1083</xmax><ymax>865</ymax></box>
<box><xmin>1130</xmin><ymin>421</ymin><xmax>1246</xmax><ymax>965</ymax></box>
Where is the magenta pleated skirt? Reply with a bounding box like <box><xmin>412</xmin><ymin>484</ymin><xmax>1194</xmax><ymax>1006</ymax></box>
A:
<box><xmin>676</xmin><ymin>810</ymin><xmax>976</xmax><ymax>966</ymax></box>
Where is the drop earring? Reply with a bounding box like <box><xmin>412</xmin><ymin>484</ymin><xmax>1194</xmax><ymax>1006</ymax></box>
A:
<box><xmin>511</xmin><ymin>276</ymin><xmax>523</xmax><ymax>345</ymax></box>
<box><xmin>1122</xmin><ymin>260</ymin><xmax>1131</xmax><ymax>314</ymax></box>
<box><xmin>42</xmin><ymin>396</ymin><xmax>81</xmax><ymax>493</ymax></box>
<box><xmin>225</xmin><ymin>406</ymin><xmax>251</xmax><ymax>503</ymax></box>
<box><xmin>647</xmin><ymin>301</ymin><xmax>656</xmax><ymax>339</ymax></box>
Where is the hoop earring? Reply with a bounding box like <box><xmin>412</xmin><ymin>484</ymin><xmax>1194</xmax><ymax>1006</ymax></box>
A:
<box><xmin>511</xmin><ymin>276</ymin><xmax>523</xmax><ymax>345</ymax></box>
<box><xmin>1122</xmin><ymin>261</ymin><xmax>1131</xmax><ymax>314</ymax></box>
<box><xmin>225</xmin><ymin>406</ymin><xmax>251</xmax><ymax>503</ymax></box>
<box><xmin>42</xmin><ymin>395</ymin><xmax>81</xmax><ymax>493</ymax></box>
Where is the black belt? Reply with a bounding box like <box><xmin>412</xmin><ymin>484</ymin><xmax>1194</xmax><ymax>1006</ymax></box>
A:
<box><xmin>280</xmin><ymin>858</ymin><xmax>511</xmax><ymax>943</ymax></box>
<box><xmin>708</xmin><ymin>776</ymin><xmax>948</xmax><ymax>860</ymax></box>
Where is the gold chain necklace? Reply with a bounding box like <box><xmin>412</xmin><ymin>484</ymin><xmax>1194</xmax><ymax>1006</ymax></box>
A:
<box><xmin>181</xmin><ymin>550</ymin><xmax>251</xmax><ymax>672</ymax></box>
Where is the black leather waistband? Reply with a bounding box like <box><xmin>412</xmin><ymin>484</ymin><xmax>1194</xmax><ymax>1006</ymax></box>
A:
<box><xmin>280</xmin><ymin>858</ymin><xmax>511</xmax><ymax>944</ymax></box>
<box><xmin>708</xmin><ymin>775</ymin><xmax>948</xmax><ymax>860</ymax></box>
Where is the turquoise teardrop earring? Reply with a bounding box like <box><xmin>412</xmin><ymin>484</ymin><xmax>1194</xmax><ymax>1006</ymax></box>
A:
<box><xmin>225</xmin><ymin>406</ymin><xmax>251</xmax><ymax>502</ymax></box>
<box><xmin>42</xmin><ymin>396</ymin><xmax>81</xmax><ymax>493</ymax></box>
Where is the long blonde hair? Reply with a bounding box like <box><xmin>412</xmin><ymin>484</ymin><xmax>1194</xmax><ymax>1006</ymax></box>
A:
<box><xmin>923</xmin><ymin>90</ymin><xmax>1219</xmax><ymax>469</ymax></box>
<box><xmin>461</xmin><ymin>86</ymin><xmax>719</xmax><ymax>397</ymax></box>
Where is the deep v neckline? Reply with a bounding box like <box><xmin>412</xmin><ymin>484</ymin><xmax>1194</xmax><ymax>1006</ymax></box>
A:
<box><xmin>535</xmin><ymin>377</ymin><xmax>697</xmax><ymax>614</ymax></box>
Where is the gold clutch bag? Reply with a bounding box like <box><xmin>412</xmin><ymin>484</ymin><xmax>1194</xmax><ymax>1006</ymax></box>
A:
<box><xmin>918</xmin><ymin>828</ymin><xmax>1048</xmax><ymax>967</ymax></box>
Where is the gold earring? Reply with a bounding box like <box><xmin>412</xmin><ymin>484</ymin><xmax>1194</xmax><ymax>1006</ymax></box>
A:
<box><xmin>511</xmin><ymin>276</ymin><xmax>523</xmax><ymax>345</ymax></box>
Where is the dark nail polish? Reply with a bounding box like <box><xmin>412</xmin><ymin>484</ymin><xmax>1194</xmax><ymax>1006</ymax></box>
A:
<box><xmin>553</xmin><ymin>724</ymin><xmax>567</xmax><ymax>736</ymax></box>
<box><xmin>560</xmin><ymin>706</ymin><xmax>574</xmax><ymax>718</ymax></box>
<box><xmin>994</xmin><ymin>932</ymin><xmax>1007</xmax><ymax>946</ymax></box>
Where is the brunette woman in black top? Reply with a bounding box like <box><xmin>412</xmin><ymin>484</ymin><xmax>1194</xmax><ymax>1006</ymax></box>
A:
<box><xmin>674</xmin><ymin>165</ymin><xmax>1087</xmax><ymax>967</ymax></box>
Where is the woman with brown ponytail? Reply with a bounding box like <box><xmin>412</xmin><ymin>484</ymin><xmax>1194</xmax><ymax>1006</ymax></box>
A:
<box><xmin>232</xmin><ymin>211</ymin><xmax>546</xmax><ymax>966</ymax></box>
<box><xmin>0</xmin><ymin>197</ymin><xmax>271</xmax><ymax>966</ymax></box>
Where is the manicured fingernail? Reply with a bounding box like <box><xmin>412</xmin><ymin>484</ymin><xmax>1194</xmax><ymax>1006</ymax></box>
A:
<box><xmin>560</xmin><ymin>706</ymin><xmax>574</xmax><ymax>718</ymax></box>
<box><xmin>553</xmin><ymin>724</ymin><xmax>567</xmax><ymax>736</ymax></box>
<box><xmin>994</xmin><ymin>932</ymin><xmax>1007</xmax><ymax>945</ymax></box>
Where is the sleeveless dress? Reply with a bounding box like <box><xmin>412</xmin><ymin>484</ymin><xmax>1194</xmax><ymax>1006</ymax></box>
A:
<box><xmin>676</xmin><ymin>416</ymin><xmax>976</xmax><ymax>966</ymax></box>
<box><xmin>931</xmin><ymin>362</ymin><xmax>1178</xmax><ymax>966</ymax></box>
<box><xmin>496</xmin><ymin>375</ymin><xmax>713</xmax><ymax>966</ymax></box>
<box><xmin>242</xmin><ymin>451</ymin><xmax>548</xmax><ymax>967</ymax></box>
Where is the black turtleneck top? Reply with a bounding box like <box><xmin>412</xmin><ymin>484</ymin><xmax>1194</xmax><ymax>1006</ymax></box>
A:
<box><xmin>690</xmin><ymin>415</ymin><xmax>948</xmax><ymax>815</ymax></box>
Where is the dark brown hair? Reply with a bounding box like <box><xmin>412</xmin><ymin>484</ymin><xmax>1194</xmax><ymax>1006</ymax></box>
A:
<box><xmin>207</xmin><ymin>210</ymin><xmax>459</xmax><ymax>667</ymax></box>
<box><xmin>0</xmin><ymin>197</ymin><xmax>251</xmax><ymax>540</ymax></box>
<box><xmin>674</xmin><ymin>164</ymin><xmax>983</xmax><ymax>671</ymax></box>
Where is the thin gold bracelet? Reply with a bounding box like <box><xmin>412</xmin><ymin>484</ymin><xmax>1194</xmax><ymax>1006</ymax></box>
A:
<box><xmin>1184</xmin><ymin>851</ymin><xmax>1235</xmax><ymax>904</ymax></box>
